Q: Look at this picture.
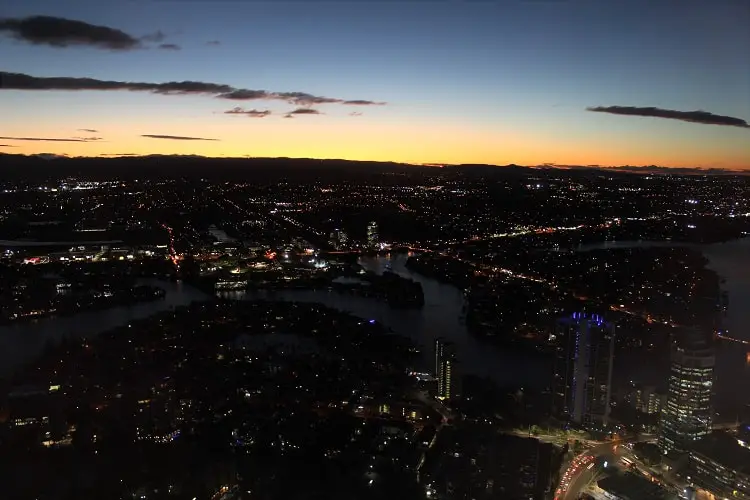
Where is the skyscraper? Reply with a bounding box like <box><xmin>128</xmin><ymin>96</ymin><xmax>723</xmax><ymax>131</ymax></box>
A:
<box><xmin>658</xmin><ymin>329</ymin><xmax>714</xmax><ymax>456</ymax></box>
<box><xmin>551</xmin><ymin>312</ymin><xmax>615</xmax><ymax>426</ymax></box>
<box><xmin>328</xmin><ymin>228</ymin><xmax>349</xmax><ymax>250</ymax></box>
<box><xmin>435</xmin><ymin>338</ymin><xmax>456</xmax><ymax>400</ymax></box>
<box><xmin>366</xmin><ymin>221</ymin><xmax>378</xmax><ymax>248</ymax></box>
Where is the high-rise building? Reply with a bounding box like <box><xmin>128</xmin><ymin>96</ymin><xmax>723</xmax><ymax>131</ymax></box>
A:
<box><xmin>627</xmin><ymin>384</ymin><xmax>666</xmax><ymax>415</ymax></box>
<box><xmin>551</xmin><ymin>312</ymin><xmax>615</xmax><ymax>426</ymax></box>
<box><xmin>328</xmin><ymin>228</ymin><xmax>349</xmax><ymax>250</ymax></box>
<box><xmin>658</xmin><ymin>329</ymin><xmax>714</xmax><ymax>456</ymax></box>
<box><xmin>366</xmin><ymin>221</ymin><xmax>378</xmax><ymax>248</ymax></box>
<box><xmin>435</xmin><ymin>338</ymin><xmax>456</xmax><ymax>400</ymax></box>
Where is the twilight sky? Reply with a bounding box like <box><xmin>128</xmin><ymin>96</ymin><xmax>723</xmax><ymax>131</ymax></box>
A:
<box><xmin>1</xmin><ymin>0</ymin><xmax>749</xmax><ymax>169</ymax></box>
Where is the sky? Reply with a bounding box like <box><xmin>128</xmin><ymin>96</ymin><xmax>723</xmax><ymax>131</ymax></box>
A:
<box><xmin>1</xmin><ymin>0</ymin><xmax>749</xmax><ymax>169</ymax></box>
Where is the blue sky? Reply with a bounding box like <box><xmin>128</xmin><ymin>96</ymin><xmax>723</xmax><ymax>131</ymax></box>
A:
<box><xmin>1</xmin><ymin>0</ymin><xmax>749</xmax><ymax>167</ymax></box>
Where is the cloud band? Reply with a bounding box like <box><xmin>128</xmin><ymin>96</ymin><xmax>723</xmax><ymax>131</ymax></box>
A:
<box><xmin>587</xmin><ymin>105</ymin><xmax>749</xmax><ymax>129</ymax></box>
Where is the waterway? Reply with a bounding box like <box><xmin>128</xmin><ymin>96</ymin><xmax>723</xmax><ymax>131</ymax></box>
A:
<box><xmin>223</xmin><ymin>254</ymin><xmax>550</xmax><ymax>389</ymax></box>
<box><xmin>700</xmin><ymin>238</ymin><xmax>750</xmax><ymax>411</ymax></box>
<box><xmin>572</xmin><ymin>238</ymin><xmax>750</xmax><ymax>410</ymax></box>
<box><xmin>2</xmin><ymin>240</ymin><xmax>749</xmax><ymax>406</ymax></box>
<box><xmin>0</xmin><ymin>258</ymin><xmax>548</xmax><ymax>388</ymax></box>
<box><xmin>0</xmin><ymin>279</ymin><xmax>209</xmax><ymax>376</ymax></box>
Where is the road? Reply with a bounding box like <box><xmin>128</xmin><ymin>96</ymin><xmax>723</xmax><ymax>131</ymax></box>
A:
<box><xmin>554</xmin><ymin>442</ymin><xmax>617</xmax><ymax>500</ymax></box>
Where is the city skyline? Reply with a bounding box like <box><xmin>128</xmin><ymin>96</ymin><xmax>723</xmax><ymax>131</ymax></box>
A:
<box><xmin>1</xmin><ymin>0</ymin><xmax>749</xmax><ymax>169</ymax></box>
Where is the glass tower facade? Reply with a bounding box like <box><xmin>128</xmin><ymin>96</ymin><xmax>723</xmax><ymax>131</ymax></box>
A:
<box><xmin>366</xmin><ymin>221</ymin><xmax>378</xmax><ymax>248</ymax></box>
<box><xmin>435</xmin><ymin>338</ymin><xmax>456</xmax><ymax>400</ymax></box>
<box><xmin>658</xmin><ymin>329</ymin><xmax>714</xmax><ymax>456</ymax></box>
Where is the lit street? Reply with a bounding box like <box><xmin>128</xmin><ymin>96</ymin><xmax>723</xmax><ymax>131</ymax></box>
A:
<box><xmin>555</xmin><ymin>442</ymin><xmax>617</xmax><ymax>500</ymax></box>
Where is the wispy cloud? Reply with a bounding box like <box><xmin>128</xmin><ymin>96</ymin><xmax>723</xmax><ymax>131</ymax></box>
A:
<box><xmin>0</xmin><ymin>15</ymin><xmax>142</xmax><ymax>50</ymax></box>
<box><xmin>158</xmin><ymin>43</ymin><xmax>181</xmax><ymax>51</ymax></box>
<box><xmin>349</xmin><ymin>111</ymin><xmax>363</xmax><ymax>117</ymax></box>
<box><xmin>1</xmin><ymin>71</ymin><xmax>385</xmax><ymax>107</ymax></box>
<box><xmin>140</xmin><ymin>30</ymin><xmax>165</xmax><ymax>43</ymax></box>
<box><xmin>224</xmin><ymin>107</ymin><xmax>271</xmax><ymax>118</ymax></box>
<box><xmin>0</xmin><ymin>135</ymin><xmax>100</xmax><ymax>142</ymax></box>
<box><xmin>78</xmin><ymin>128</ymin><xmax>99</xmax><ymax>133</ymax></box>
<box><xmin>587</xmin><ymin>105</ymin><xmax>750</xmax><ymax>129</ymax></box>
<box><xmin>0</xmin><ymin>144</ymin><xmax>17</xmax><ymax>147</ymax></box>
<box><xmin>141</xmin><ymin>134</ymin><xmax>219</xmax><ymax>141</ymax></box>
<box><xmin>206</xmin><ymin>40</ymin><xmax>221</xmax><ymax>46</ymax></box>
<box><xmin>219</xmin><ymin>90</ymin><xmax>384</xmax><ymax>107</ymax></box>
<box><xmin>607</xmin><ymin>165</ymin><xmax>742</xmax><ymax>175</ymax></box>
<box><xmin>284</xmin><ymin>108</ymin><xmax>322</xmax><ymax>118</ymax></box>
<box><xmin>341</xmin><ymin>100</ymin><xmax>384</xmax><ymax>106</ymax></box>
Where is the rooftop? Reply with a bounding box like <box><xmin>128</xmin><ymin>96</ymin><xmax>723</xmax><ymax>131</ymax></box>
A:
<box><xmin>676</xmin><ymin>327</ymin><xmax>713</xmax><ymax>352</ymax></box>
<box><xmin>691</xmin><ymin>431</ymin><xmax>750</xmax><ymax>475</ymax></box>
<box><xmin>597</xmin><ymin>472</ymin><xmax>674</xmax><ymax>500</ymax></box>
<box><xmin>558</xmin><ymin>311</ymin><xmax>613</xmax><ymax>328</ymax></box>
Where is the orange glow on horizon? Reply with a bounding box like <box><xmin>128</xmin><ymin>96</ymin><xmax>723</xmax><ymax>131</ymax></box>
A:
<box><xmin>2</xmin><ymin>118</ymin><xmax>749</xmax><ymax>170</ymax></box>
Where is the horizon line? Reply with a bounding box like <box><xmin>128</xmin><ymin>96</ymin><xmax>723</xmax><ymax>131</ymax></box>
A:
<box><xmin>0</xmin><ymin>151</ymin><xmax>748</xmax><ymax>175</ymax></box>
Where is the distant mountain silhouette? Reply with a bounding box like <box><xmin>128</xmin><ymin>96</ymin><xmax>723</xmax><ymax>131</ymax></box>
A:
<box><xmin>0</xmin><ymin>153</ymin><xmax>744</xmax><ymax>179</ymax></box>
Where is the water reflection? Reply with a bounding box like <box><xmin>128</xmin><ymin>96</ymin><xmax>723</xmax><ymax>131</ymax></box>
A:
<box><xmin>2</xmin><ymin>238</ymin><xmax>748</xmax><ymax>403</ymax></box>
<box><xmin>702</xmin><ymin>238</ymin><xmax>750</xmax><ymax>409</ymax></box>
<box><xmin>226</xmin><ymin>254</ymin><xmax>549</xmax><ymax>389</ymax></box>
<box><xmin>573</xmin><ymin>238</ymin><xmax>750</xmax><ymax>409</ymax></box>
<box><xmin>0</xmin><ymin>279</ymin><xmax>209</xmax><ymax>376</ymax></box>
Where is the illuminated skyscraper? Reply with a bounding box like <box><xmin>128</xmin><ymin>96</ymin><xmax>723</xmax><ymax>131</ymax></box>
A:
<box><xmin>658</xmin><ymin>329</ymin><xmax>714</xmax><ymax>456</ymax></box>
<box><xmin>366</xmin><ymin>221</ymin><xmax>378</xmax><ymax>248</ymax></box>
<box><xmin>551</xmin><ymin>312</ymin><xmax>615</xmax><ymax>426</ymax></box>
<box><xmin>435</xmin><ymin>338</ymin><xmax>456</xmax><ymax>400</ymax></box>
<box><xmin>328</xmin><ymin>228</ymin><xmax>349</xmax><ymax>250</ymax></box>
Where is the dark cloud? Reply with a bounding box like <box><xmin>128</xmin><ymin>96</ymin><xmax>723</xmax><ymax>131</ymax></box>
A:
<box><xmin>78</xmin><ymin>128</ymin><xmax>99</xmax><ymax>133</ymax></box>
<box><xmin>0</xmin><ymin>144</ymin><xmax>16</xmax><ymax>147</ymax></box>
<box><xmin>285</xmin><ymin>108</ymin><xmax>322</xmax><ymax>116</ymax></box>
<box><xmin>206</xmin><ymin>40</ymin><xmax>221</xmax><ymax>46</ymax></box>
<box><xmin>0</xmin><ymin>136</ymin><xmax>99</xmax><ymax>142</ymax></box>
<box><xmin>587</xmin><ymin>105</ymin><xmax>750</xmax><ymax>129</ymax></box>
<box><xmin>218</xmin><ymin>89</ymin><xmax>273</xmax><ymax>100</ymax></box>
<box><xmin>217</xmin><ymin>90</ymin><xmax>385</xmax><ymax>106</ymax></box>
<box><xmin>1</xmin><ymin>71</ymin><xmax>234</xmax><ymax>95</ymax></box>
<box><xmin>1</xmin><ymin>71</ymin><xmax>385</xmax><ymax>106</ymax></box>
<box><xmin>141</xmin><ymin>134</ymin><xmax>219</xmax><ymax>141</ymax></box>
<box><xmin>158</xmin><ymin>43</ymin><xmax>181</xmax><ymax>51</ymax></box>
<box><xmin>342</xmin><ymin>100</ymin><xmax>385</xmax><ymax>106</ymax></box>
<box><xmin>140</xmin><ymin>31</ymin><xmax>166</xmax><ymax>43</ymax></box>
<box><xmin>0</xmin><ymin>15</ymin><xmax>141</xmax><ymax>50</ymax></box>
<box><xmin>224</xmin><ymin>107</ymin><xmax>271</xmax><ymax>118</ymax></box>
<box><xmin>277</xmin><ymin>92</ymin><xmax>342</xmax><ymax>106</ymax></box>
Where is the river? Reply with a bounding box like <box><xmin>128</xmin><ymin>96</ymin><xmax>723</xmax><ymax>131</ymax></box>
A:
<box><xmin>220</xmin><ymin>254</ymin><xmax>550</xmax><ymax>389</ymax></box>
<box><xmin>572</xmin><ymin>238</ymin><xmax>750</xmax><ymax>411</ymax></box>
<box><xmin>0</xmin><ymin>279</ymin><xmax>209</xmax><ymax>376</ymax></box>
<box><xmin>700</xmin><ymin>238</ymin><xmax>750</xmax><ymax>411</ymax></box>
<box><xmin>0</xmin><ymin>257</ymin><xmax>548</xmax><ymax>388</ymax></box>
<box><xmin>2</xmin><ymin>241</ymin><xmax>748</xmax><ymax>406</ymax></box>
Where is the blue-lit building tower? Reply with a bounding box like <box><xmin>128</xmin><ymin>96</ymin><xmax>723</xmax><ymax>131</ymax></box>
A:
<box><xmin>552</xmin><ymin>312</ymin><xmax>616</xmax><ymax>426</ymax></box>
